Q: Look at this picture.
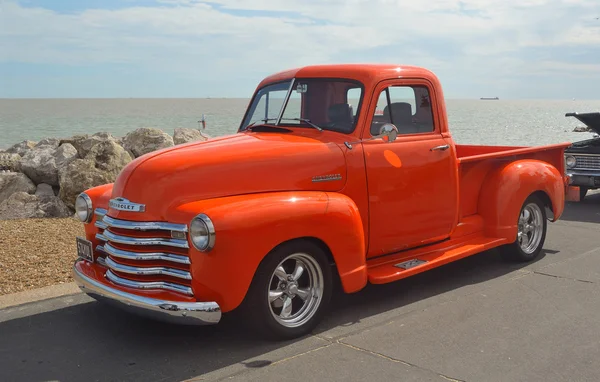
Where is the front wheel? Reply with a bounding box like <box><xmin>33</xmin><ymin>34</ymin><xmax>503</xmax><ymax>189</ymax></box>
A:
<box><xmin>499</xmin><ymin>195</ymin><xmax>547</xmax><ymax>262</ymax></box>
<box><xmin>241</xmin><ymin>240</ymin><xmax>333</xmax><ymax>340</ymax></box>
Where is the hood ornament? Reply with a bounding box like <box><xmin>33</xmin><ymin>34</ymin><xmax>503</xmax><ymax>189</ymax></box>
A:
<box><xmin>109</xmin><ymin>197</ymin><xmax>146</xmax><ymax>212</ymax></box>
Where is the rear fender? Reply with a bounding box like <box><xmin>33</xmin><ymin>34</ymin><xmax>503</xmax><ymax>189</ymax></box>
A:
<box><xmin>478</xmin><ymin>159</ymin><xmax>565</xmax><ymax>240</ymax></box>
<box><xmin>173</xmin><ymin>191</ymin><xmax>367</xmax><ymax>312</ymax></box>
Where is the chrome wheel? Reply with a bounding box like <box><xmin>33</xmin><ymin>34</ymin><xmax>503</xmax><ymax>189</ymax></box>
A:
<box><xmin>517</xmin><ymin>202</ymin><xmax>544</xmax><ymax>254</ymax></box>
<box><xmin>268</xmin><ymin>253</ymin><xmax>324</xmax><ymax>328</ymax></box>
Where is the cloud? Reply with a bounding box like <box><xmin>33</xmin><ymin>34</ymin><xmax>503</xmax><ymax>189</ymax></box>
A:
<box><xmin>1</xmin><ymin>0</ymin><xmax>599</xmax><ymax>97</ymax></box>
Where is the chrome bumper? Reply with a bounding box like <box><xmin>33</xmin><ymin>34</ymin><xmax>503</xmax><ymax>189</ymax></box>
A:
<box><xmin>72</xmin><ymin>261</ymin><xmax>221</xmax><ymax>325</ymax></box>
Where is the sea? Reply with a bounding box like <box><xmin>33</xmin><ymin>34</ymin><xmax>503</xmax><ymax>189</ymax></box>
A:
<box><xmin>1</xmin><ymin>98</ymin><xmax>599</xmax><ymax>150</ymax></box>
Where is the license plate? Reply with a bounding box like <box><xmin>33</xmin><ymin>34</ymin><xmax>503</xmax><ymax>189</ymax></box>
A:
<box><xmin>76</xmin><ymin>237</ymin><xmax>94</xmax><ymax>263</ymax></box>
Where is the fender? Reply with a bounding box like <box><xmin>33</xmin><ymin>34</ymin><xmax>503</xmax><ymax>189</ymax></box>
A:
<box><xmin>171</xmin><ymin>191</ymin><xmax>367</xmax><ymax>312</ymax></box>
<box><xmin>478</xmin><ymin>159</ymin><xmax>565</xmax><ymax>240</ymax></box>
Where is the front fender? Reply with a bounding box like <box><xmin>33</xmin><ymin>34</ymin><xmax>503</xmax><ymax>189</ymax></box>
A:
<box><xmin>172</xmin><ymin>191</ymin><xmax>367</xmax><ymax>313</ymax></box>
<box><xmin>478</xmin><ymin>159</ymin><xmax>565</xmax><ymax>240</ymax></box>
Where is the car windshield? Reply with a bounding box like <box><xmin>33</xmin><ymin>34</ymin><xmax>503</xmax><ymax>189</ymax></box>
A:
<box><xmin>240</xmin><ymin>78</ymin><xmax>364</xmax><ymax>134</ymax></box>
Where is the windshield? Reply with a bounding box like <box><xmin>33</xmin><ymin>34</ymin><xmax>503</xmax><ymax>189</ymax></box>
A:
<box><xmin>240</xmin><ymin>78</ymin><xmax>364</xmax><ymax>134</ymax></box>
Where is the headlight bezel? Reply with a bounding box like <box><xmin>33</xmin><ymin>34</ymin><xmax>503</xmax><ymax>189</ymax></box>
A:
<box><xmin>75</xmin><ymin>193</ymin><xmax>93</xmax><ymax>223</ymax></box>
<box><xmin>565</xmin><ymin>155</ymin><xmax>577</xmax><ymax>169</ymax></box>
<box><xmin>189</xmin><ymin>213</ymin><xmax>216</xmax><ymax>252</ymax></box>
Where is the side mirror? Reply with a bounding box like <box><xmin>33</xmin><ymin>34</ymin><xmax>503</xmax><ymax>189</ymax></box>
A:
<box><xmin>343</xmin><ymin>123</ymin><xmax>399</xmax><ymax>150</ymax></box>
<box><xmin>377</xmin><ymin>123</ymin><xmax>398</xmax><ymax>142</ymax></box>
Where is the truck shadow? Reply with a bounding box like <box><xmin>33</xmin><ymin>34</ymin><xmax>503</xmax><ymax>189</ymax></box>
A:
<box><xmin>0</xmin><ymin>247</ymin><xmax>549</xmax><ymax>382</ymax></box>
<box><xmin>559</xmin><ymin>190</ymin><xmax>600</xmax><ymax>224</ymax></box>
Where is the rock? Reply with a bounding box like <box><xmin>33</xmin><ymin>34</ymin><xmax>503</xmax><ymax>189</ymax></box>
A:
<box><xmin>35</xmin><ymin>138</ymin><xmax>61</xmax><ymax>149</ymax></box>
<box><xmin>35</xmin><ymin>183</ymin><xmax>55</xmax><ymax>198</ymax></box>
<box><xmin>59</xmin><ymin>140</ymin><xmax>133</xmax><ymax>209</ymax></box>
<box><xmin>6</xmin><ymin>140</ymin><xmax>36</xmax><ymax>157</ymax></box>
<box><xmin>20</xmin><ymin>143</ymin><xmax>78</xmax><ymax>186</ymax></box>
<box><xmin>0</xmin><ymin>191</ymin><xmax>72</xmax><ymax>219</ymax></box>
<box><xmin>0</xmin><ymin>172</ymin><xmax>36</xmax><ymax>201</ymax></box>
<box><xmin>173</xmin><ymin>128</ymin><xmax>209</xmax><ymax>145</ymax></box>
<box><xmin>123</xmin><ymin>127</ymin><xmax>174</xmax><ymax>157</ymax></box>
<box><xmin>61</xmin><ymin>132</ymin><xmax>120</xmax><ymax>158</ymax></box>
<box><xmin>0</xmin><ymin>192</ymin><xmax>43</xmax><ymax>219</ymax></box>
<box><xmin>0</xmin><ymin>153</ymin><xmax>22</xmax><ymax>172</ymax></box>
<box><xmin>573</xmin><ymin>126</ymin><xmax>592</xmax><ymax>133</ymax></box>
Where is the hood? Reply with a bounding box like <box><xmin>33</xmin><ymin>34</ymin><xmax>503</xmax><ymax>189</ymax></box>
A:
<box><xmin>565</xmin><ymin>112</ymin><xmax>600</xmax><ymax>154</ymax></box>
<box><xmin>566</xmin><ymin>112</ymin><xmax>600</xmax><ymax>135</ymax></box>
<box><xmin>108</xmin><ymin>131</ymin><xmax>347</xmax><ymax>221</ymax></box>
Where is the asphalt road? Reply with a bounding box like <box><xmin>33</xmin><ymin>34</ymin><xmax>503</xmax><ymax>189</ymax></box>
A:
<box><xmin>1</xmin><ymin>192</ymin><xmax>599</xmax><ymax>382</ymax></box>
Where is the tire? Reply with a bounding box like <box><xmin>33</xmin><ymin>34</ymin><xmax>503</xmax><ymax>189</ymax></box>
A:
<box><xmin>240</xmin><ymin>240</ymin><xmax>333</xmax><ymax>340</ymax></box>
<box><xmin>499</xmin><ymin>194</ymin><xmax>547</xmax><ymax>262</ymax></box>
<box><xmin>580</xmin><ymin>187</ymin><xmax>588</xmax><ymax>201</ymax></box>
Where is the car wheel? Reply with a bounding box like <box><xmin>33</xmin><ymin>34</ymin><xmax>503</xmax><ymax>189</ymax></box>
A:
<box><xmin>241</xmin><ymin>240</ymin><xmax>333</xmax><ymax>340</ymax></box>
<box><xmin>580</xmin><ymin>187</ymin><xmax>588</xmax><ymax>201</ymax></box>
<box><xmin>500</xmin><ymin>194</ymin><xmax>547</xmax><ymax>262</ymax></box>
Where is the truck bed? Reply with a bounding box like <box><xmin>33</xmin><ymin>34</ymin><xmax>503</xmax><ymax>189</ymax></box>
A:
<box><xmin>456</xmin><ymin>142</ymin><xmax>570</xmax><ymax>220</ymax></box>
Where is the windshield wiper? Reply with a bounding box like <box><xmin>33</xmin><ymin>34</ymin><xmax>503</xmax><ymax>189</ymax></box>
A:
<box><xmin>246</xmin><ymin>117</ymin><xmax>323</xmax><ymax>131</ymax></box>
<box><xmin>279</xmin><ymin>118</ymin><xmax>323</xmax><ymax>131</ymax></box>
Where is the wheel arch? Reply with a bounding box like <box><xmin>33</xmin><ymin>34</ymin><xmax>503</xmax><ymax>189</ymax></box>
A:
<box><xmin>478</xmin><ymin>159</ymin><xmax>565</xmax><ymax>240</ymax></box>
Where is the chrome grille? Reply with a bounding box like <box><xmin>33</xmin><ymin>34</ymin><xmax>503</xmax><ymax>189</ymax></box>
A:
<box><xmin>573</xmin><ymin>155</ymin><xmax>600</xmax><ymax>170</ymax></box>
<box><xmin>94</xmin><ymin>208</ymin><xmax>193</xmax><ymax>296</ymax></box>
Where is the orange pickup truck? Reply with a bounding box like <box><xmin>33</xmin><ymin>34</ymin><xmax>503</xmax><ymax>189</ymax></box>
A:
<box><xmin>72</xmin><ymin>64</ymin><xmax>570</xmax><ymax>340</ymax></box>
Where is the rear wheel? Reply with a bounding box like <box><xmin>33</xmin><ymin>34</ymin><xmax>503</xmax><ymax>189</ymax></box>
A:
<box><xmin>500</xmin><ymin>195</ymin><xmax>547</xmax><ymax>262</ymax></box>
<box><xmin>241</xmin><ymin>240</ymin><xmax>333</xmax><ymax>340</ymax></box>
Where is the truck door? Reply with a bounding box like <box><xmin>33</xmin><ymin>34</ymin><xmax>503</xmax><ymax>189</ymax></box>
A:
<box><xmin>363</xmin><ymin>79</ymin><xmax>459</xmax><ymax>258</ymax></box>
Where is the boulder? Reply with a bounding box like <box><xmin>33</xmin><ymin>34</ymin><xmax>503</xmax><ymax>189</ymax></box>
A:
<box><xmin>35</xmin><ymin>138</ymin><xmax>61</xmax><ymax>149</ymax></box>
<box><xmin>0</xmin><ymin>191</ymin><xmax>72</xmax><ymax>219</ymax></box>
<box><xmin>173</xmin><ymin>128</ymin><xmax>209</xmax><ymax>145</ymax></box>
<box><xmin>0</xmin><ymin>172</ymin><xmax>36</xmax><ymax>201</ymax></box>
<box><xmin>59</xmin><ymin>140</ymin><xmax>133</xmax><ymax>209</ymax></box>
<box><xmin>35</xmin><ymin>183</ymin><xmax>56</xmax><ymax>198</ymax></box>
<box><xmin>123</xmin><ymin>127</ymin><xmax>174</xmax><ymax>158</ymax></box>
<box><xmin>60</xmin><ymin>132</ymin><xmax>120</xmax><ymax>158</ymax></box>
<box><xmin>0</xmin><ymin>153</ymin><xmax>22</xmax><ymax>172</ymax></box>
<box><xmin>20</xmin><ymin>143</ymin><xmax>78</xmax><ymax>186</ymax></box>
<box><xmin>6</xmin><ymin>140</ymin><xmax>36</xmax><ymax>157</ymax></box>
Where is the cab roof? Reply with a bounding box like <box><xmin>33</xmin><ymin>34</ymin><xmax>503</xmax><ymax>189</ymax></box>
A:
<box><xmin>256</xmin><ymin>63</ymin><xmax>442</xmax><ymax>90</ymax></box>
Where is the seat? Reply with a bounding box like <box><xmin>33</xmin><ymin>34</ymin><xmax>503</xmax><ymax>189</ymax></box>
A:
<box><xmin>370</xmin><ymin>102</ymin><xmax>414</xmax><ymax>135</ymax></box>
<box><xmin>327</xmin><ymin>103</ymin><xmax>354</xmax><ymax>133</ymax></box>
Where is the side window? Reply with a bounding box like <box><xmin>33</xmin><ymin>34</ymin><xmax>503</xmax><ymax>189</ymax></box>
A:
<box><xmin>370</xmin><ymin>85</ymin><xmax>435</xmax><ymax>136</ymax></box>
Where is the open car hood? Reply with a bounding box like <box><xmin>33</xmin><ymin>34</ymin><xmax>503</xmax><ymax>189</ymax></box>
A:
<box><xmin>566</xmin><ymin>112</ymin><xmax>600</xmax><ymax>135</ymax></box>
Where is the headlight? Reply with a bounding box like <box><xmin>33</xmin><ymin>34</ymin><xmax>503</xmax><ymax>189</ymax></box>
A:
<box><xmin>189</xmin><ymin>214</ymin><xmax>215</xmax><ymax>251</ymax></box>
<box><xmin>565</xmin><ymin>155</ymin><xmax>576</xmax><ymax>168</ymax></box>
<box><xmin>75</xmin><ymin>193</ymin><xmax>93</xmax><ymax>223</ymax></box>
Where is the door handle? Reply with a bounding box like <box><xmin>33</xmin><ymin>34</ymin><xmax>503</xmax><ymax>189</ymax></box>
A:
<box><xmin>430</xmin><ymin>144</ymin><xmax>450</xmax><ymax>151</ymax></box>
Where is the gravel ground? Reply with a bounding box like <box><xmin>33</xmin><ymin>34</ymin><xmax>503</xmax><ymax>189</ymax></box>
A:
<box><xmin>0</xmin><ymin>217</ymin><xmax>84</xmax><ymax>296</ymax></box>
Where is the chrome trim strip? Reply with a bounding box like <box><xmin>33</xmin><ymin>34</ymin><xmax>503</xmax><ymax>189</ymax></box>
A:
<box><xmin>566</xmin><ymin>170</ymin><xmax>600</xmax><ymax>177</ymax></box>
<box><xmin>102</xmin><ymin>215</ymin><xmax>188</xmax><ymax>233</ymax></box>
<box><xmin>96</xmin><ymin>231</ymin><xmax>190</xmax><ymax>249</ymax></box>
<box><xmin>105</xmin><ymin>256</ymin><xmax>192</xmax><ymax>280</ymax></box>
<box><xmin>73</xmin><ymin>262</ymin><xmax>220</xmax><ymax>325</ymax></box>
<box><xmin>105</xmin><ymin>269</ymin><xmax>193</xmax><ymax>296</ymax></box>
<box><xmin>95</xmin><ymin>208</ymin><xmax>107</xmax><ymax>217</ymax></box>
<box><xmin>95</xmin><ymin>220</ymin><xmax>108</xmax><ymax>230</ymax></box>
<box><xmin>102</xmin><ymin>243</ymin><xmax>191</xmax><ymax>265</ymax></box>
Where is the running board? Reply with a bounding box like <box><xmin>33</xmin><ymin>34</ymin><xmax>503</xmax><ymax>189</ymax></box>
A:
<box><xmin>367</xmin><ymin>236</ymin><xmax>508</xmax><ymax>284</ymax></box>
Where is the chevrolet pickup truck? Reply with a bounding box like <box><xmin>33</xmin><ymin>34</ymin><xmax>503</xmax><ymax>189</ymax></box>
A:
<box><xmin>564</xmin><ymin>112</ymin><xmax>600</xmax><ymax>201</ymax></box>
<box><xmin>72</xmin><ymin>64</ymin><xmax>570</xmax><ymax>340</ymax></box>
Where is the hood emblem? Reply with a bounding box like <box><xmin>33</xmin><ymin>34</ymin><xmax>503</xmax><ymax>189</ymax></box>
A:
<box><xmin>312</xmin><ymin>174</ymin><xmax>342</xmax><ymax>183</ymax></box>
<box><xmin>109</xmin><ymin>197</ymin><xmax>146</xmax><ymax>212</ymax></box>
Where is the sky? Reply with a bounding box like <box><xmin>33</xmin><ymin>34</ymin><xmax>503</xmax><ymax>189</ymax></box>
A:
<box><xmin>0</xmin><ymin>0</ymin><xmax>599</xmax><ymax>99</ymax></box>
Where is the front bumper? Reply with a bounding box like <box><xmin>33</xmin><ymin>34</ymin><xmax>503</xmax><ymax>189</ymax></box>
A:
<box><xmin>566</xmin><ymin>171</ymin><xmax>600</xmax><ymax>188</ymax></box>
<box><xmin>73</xmin><ymin>261</ymin><xmax>221</xmax><ymax>325</ymax></box>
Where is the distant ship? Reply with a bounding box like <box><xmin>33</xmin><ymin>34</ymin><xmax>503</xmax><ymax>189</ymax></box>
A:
<box><xmin>480</xmin><ymin>97</ymin><xmax>499</xmax><ymax>100</ymax></box>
